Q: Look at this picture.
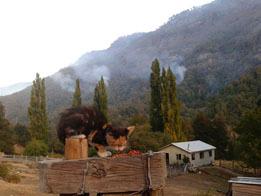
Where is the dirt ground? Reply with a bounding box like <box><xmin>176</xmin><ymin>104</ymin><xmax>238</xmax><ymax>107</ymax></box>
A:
<box><xmin>0</xmin><ymin>162</ymin><xmax>231</xmax><ymax>196</ymax></box>
<box><xmin>164</xmin><ymin>173</ymin><xmax>227</xmax><ymax>196</ymax></box>
<box><xmin>0</xmin><ymin>162</ymin><xmax>56</xmax><ymax>196</ymax></box>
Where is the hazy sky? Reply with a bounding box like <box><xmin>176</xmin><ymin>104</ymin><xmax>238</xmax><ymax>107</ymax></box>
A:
<box><xmin>0</xmin><ymin>0</ymin><xmax>213</xmax><ymax>87</ymax></box>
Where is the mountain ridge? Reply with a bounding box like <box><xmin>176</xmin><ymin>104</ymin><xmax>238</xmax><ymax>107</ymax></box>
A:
<box><xmin>0</xmin><ymin>0</ymin><xmax>260</xmax><ymax>126</ymax></box>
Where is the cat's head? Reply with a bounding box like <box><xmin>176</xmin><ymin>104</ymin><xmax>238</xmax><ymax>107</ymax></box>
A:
<box><xmin>104</xmin><ymin>124</ymin><xmax>135</xmax><ymax>151</ymax></box>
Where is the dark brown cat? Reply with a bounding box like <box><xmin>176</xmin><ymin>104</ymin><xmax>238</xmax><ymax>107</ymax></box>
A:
<box><xmin>57</xmin><ymin>106</ymin><xmax>135</xmax><ymax>157</ymax></box>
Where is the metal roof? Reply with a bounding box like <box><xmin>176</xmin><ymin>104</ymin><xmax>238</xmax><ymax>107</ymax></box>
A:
<box><xmin>229</xmin><ymin>177</ymin><xmax>261</xmax><ymax>185</ymax></box>
<box><xmin>160</xmin><ymin>140</ymin><xmax>216</xmax><ymax>153</ymax></box>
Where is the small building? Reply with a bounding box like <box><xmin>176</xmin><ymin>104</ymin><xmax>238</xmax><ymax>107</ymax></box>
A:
<box><xmin>159</xmin><ymin>140</ymin><xmax>216</xmax><ymax>167</ymax></box>
<box><xmin>228</xmin><ymin>177</ymin><xmax>261</xmax><ymax>196</ymax></box>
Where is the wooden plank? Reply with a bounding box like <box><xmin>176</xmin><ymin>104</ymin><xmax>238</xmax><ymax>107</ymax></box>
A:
<box><xmin>39</xmin><ymin>153</ymin><xmax>166</xmax><ymax>194</ymax></box>
<box><xmin>232</xmin><ymin>183</ymin><xmax>261</xmax><ymax>196</ymax></box>
<box><xmin>102</xmin><ymin>193</ymin><xmax>142</xmax><ymax>196</ymax></box>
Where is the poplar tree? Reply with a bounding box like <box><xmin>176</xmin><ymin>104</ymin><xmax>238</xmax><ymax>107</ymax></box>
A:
<box><xmin>40</xmin><ymin>78</ymin><xmax>48</xmax><ymax>136</ymax></box>
<box><xmin>28</xmin><ymin>73</ymin><xmax>48</xmax><ymax>143</ymax></box>
<box><xmin>161</xmin><ymin>68</ymin><xmax>168</xmax><ymax>127</ymax></box>
<box><xmin>165</xmin><ymin>67</ymin><xmax>183</xmax><ymax>141</ymax></box>
<box><xmin>0</xmin><ymin>102</ymin><xmax>14</xmax><ymax>153</ymax></box>
<box><xmin>72</xmin><ymin>78</ymin><xmax>82</xmax><ymax>107</ymax></box>
<box><xmin>149</xmin><ymin>59</ymin><xmax>164</xmax><ymax>132</ymax></box>
<box><xmin>93</xmin><ymin>76</ymin><xmax>108</xmax><ymax>121</ymax></box>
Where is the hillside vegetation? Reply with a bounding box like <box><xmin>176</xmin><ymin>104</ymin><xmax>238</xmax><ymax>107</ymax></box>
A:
<box><xmin>0</xmin><ymin>0</ymin><xmax>260</xmax><ymax>129</ymax></box>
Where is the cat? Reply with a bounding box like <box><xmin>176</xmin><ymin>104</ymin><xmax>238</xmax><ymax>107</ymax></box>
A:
<box><xmin>57</xmin><ymin>106</ymin><xmax>135</xmax><ymax>157</ymax></box>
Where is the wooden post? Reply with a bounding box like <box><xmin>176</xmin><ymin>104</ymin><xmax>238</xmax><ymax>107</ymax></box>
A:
<box><xmin>150</xmin><ymin>189</ymin><xmax>164</xmax><ymax>196</ymax></box>
<box><xmin>64</xmin><ymin>137</ymin><xmax>88</xmax><ymax>160</ymax></box>
<box><xmin>60</xmin><ymin>136</ymin><xmax>88</xmax><ymax>196</ymax></box>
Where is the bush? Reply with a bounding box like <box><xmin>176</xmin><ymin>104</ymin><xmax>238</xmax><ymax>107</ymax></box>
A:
<box><xmin>24</xmin><ymin>139</ymin><xmax>48</xmax><ymax>156</ymax></box>
<box><xmin>129</xmin><ymin>124</ymin><xmax>172</xmax><ymax>152</ymax></box>
<box><xmin>5</xmin><ymin>173</ymin><xmax>21</xmax><ymax>183</ymax></box>
<box><xmin>0</xmin><ymin>163</ymin><xmax>21</xmax><ymax>183</ymax></box>
<box><xmin>0</xmin><ymin>163</ymin><xmax>10</xmax><ymax>179</ymax></box>
<box><xmin>47</xmin><ymin>153</ymin><xmax>63</xmax><ymax>158</ymax></box>
<box><xmin>89</xmin><ymin>147</ymin><xmax>98</xmax><ymax>157</ymax></box>
<box><xmin>183</xmin><ymin>156</ymin><xmax>190</xmax><ymax>164</ymax></box>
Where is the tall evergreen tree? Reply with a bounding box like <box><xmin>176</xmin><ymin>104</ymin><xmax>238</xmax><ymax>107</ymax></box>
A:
<box><xmin>93</xmin><ymin>76</ymin><xmax>108</xmax><ymax>120</ymax></box>
<box><xmin>161</xmin><ymin>68</ymin><xmax>169</xmax><ymax>129</ymax></box>
<box><xmin>13</xmin><ymin>123</ymin><xmax>30</xmax><ymax>146</ymax></box>
<box><xmin>193</xmin><ymin>113</ymin><xmax>229</xmax><ymax>159</ymax></box>
<box><xmin>149</xmin><ymin>59</ymin><xmax>164</xmax><ymax>132</ymax></box>
<box><xmin>165</xmin><ymin>67</ymin><xmax>183</xmax><ymax>141</ymax></box>
<box><xmin>40</xmin><ymin>78</ymin><xmax>48</xmax><ymax>136</ymax></box>
<box><xmin>235</xmin><ymin>104</ymin><xmax>261</xmax><ymax>170</ymax></box>
<box><xmin>0</xmin><ymin>102</ymin><xmax>14</xmax><ymax>153</ymax></box>
<box><xmin>72</xmin><ymin>78</ymin><xmax>82</xmax><ymax>107</ymax></box>
<box><xmin>28</xmin><ymin>73</ymin><xmax>48</xmax><ymax>143</ymax></box>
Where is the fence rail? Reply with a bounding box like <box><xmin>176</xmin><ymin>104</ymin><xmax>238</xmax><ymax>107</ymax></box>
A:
<box><xmin>214</xmin><ymin>160</ymin><xmax>261</xmax><ymax>176</ymax></box>
<box><xmin>0</xmin><ymin>154</ymin><xmax>52</xmax><ymax>163</ymax></box>
<box><xmin>167</xmin><ymin>164</ymin><xmax>188</xmax><ymax>177</ymax></box>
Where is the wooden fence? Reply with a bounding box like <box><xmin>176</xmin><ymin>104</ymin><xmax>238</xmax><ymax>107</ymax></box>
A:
<box><xmin>167</xmin><ymin>164</ymin><xmax>188</xmax><ymax>177</ymax></box>
<box><xmin>215</xmin><ymin>160</ymin><xmax>261</xmax><ymax>176</ymax></box>
<box><xmin>39</xmin><ymin>152</ymin><xmax>167</xmax><ymax>195</ymax></box>
<box><xmin>0</xmin><ymin>154</ymin><xmax>52</xmax><ymax>163</ymax></box>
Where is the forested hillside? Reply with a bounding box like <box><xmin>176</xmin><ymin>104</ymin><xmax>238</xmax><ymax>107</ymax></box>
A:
<box><xmin>0</xmin><ymin>0</ymin><xmax>260</xmax><ymax>128</ymax></box>
<box><xmin>208</xmin><ymin>66</ymin><xmax>261</xmax><ymax>126</ymax></box>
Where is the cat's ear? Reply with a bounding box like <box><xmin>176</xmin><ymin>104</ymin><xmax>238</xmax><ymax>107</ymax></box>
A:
<box><xmin>103</xmin><ymin>123</ymin><xmax>112</xmax><ymax>129</ymax></box>
<box><xmin>127</xmin><ymin>126</ymin><xmax>135</xmax><ymax>136</ymax></box>
<box><xmin>102</xmin><ymin>124</ymin><xmax>108</xmax><ymax>129</ymax></box>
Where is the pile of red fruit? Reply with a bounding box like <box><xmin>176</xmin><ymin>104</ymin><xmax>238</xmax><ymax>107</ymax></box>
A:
<box><xmin>111</xmin><ymin>150</ymin><xmax>142</xmax><ymax>158</ymax></box>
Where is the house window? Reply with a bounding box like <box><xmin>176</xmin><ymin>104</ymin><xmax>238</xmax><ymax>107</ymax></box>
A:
<box><xmin>192</xmin><ymin>153</ymin><xmax>195</xmax><ymax>160</ymax></box>
<box><xmin>209</xmin><ymin>150</ymin><xmax>212</xmax><ymax>157</ymax></box>
<box><xmin>176</xmin><ymin>154</ymin><xmax>181</xmax><ymax>160</ymax></box>
<box><xmin>200</xmin><ymin>152</ymin><xmax>204</xmax><ymax>159</ymax></box>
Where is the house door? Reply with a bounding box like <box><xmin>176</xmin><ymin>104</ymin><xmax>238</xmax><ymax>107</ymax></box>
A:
<box><xmin>165</xmin><ymin>153</ymin><xmax>170</xmax><ymax>166</ymax></box>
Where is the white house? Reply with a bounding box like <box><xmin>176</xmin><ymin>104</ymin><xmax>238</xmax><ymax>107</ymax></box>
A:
<box><xmin>159</xmin><ymin>140</ymin><xmax>216</xmax><ymax>167</ymax></box>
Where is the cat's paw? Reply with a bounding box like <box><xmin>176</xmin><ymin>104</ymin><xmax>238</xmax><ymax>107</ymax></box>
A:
<box><xmin>106</xmin><ymin>151</ymin><xmax>112</xmax><ymax>157</ymax></box>
<box><xmin>97</xmin><ymin>151</ymin><xmax>112</xmax><ymax>158</ymax></box>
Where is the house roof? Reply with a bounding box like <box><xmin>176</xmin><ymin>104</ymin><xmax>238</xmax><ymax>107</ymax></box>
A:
<box><xmin>229</xmin><ymin>177</ymin><xmax>261</xmax><ymax>185</ymax></box>
<box><xmin>160</xmin><ymin>140</ymin><xmax>216</xmax><ymax>153</ymax></box>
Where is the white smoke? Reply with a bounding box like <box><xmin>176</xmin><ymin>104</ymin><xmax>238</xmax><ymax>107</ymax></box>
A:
<box><xmin>51</xmin><ymin>64</ymin><xmax>110</xmax><ymax>92</ymax></box>
<box><xmin>166</xmin><ymin>55</ymin><xmax>187</xmax><ymax>83</ymax></box>
<box><xmin>73</xmin><ymin>64</ymin><xmax>110</xmax><ymax>86</ymax></box>
<box><xmin>52</xmin><ymin>71</ymin><xmax>75</xmax><ymax>92</ymax></box>
<box><xmin>171</xmin><ymin>64</ymin><xmax>187</xmax><ymax>83</ymax></box>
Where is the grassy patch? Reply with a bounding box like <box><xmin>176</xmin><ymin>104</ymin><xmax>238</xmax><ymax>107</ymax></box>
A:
<box><xmin>0</xmin><ymin>163</ymin><xmax>10</xmax><ymax>179</ymax></box>
<box><xmin>47</xmin><ymin>153</ymin><xmax>64</xmax><ymax>158</ymax></box>
<box><xmin>0</xmin><ymin>163</ymin><xmax>21</xmax><ymax>184</ymax></box>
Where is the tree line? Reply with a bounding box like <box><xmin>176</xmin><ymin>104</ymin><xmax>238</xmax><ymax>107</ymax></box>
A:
<box><xmin>0</xmin><ymin>60</ymin><xmax>260</xmax><ymax>172</ymax></box>
<box><xmin>0</xmin><ymin>73</ymin><xmax>108</xmax><ymax>156</ymax></box>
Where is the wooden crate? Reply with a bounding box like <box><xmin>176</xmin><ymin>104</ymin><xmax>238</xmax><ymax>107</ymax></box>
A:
<box><xmin>39</xmin><ymin>152</ymin><xmax>167</xmax><ymax>195</ymax></box>
<box><xmin>232</xmin><ymin>183</ymin><xmax>261</xmax><ymax>196</ymax></box>
<box><xmin>228</xmin><ymin>177</ymin><xmax>261</xmax><ymax>196</ymax></box>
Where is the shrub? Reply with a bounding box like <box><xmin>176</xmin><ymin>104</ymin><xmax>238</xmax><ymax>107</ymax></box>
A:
<box><xmin>47</xmin><ymin>153</ymin><xmax>63</xmax><ymax>158</ymax></box>
<box><xmin>89</xmin><ymin>147</ymin><xmax>97</xmax><ymax>157</ymax></box>
<box><xmin>183</xmin><ymin>156</ymin><xmax>190</xmax><ymax>164</ymax></box>
<box><xmin>5</xmin><ymin>173</ymin><xmax>21</xmax><ymax>183</ymax></box>
<box><xmin>0</xmin><ymin>163</ymin><xmax>20</xmax><ymax>183</ymax></box>
<box><xmin>0</xmin><ymin>163</ymin><xmax>10</xmax><ymax>179</ymax></box>
<box><xmin>24</xmin><ymin>139</ymin><xmax>48</xmax><ymax>156</ymax></box>
<box><xmin>129</xmin><ymin>124</ymin><xmax>172</xmax><ymax>152</ymax></box>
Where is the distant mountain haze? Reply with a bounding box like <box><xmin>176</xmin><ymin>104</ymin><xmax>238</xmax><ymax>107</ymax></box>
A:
<box><xmin>0</xmin><ymin>0</ymin><xmax>260</xmax><ymax>126</ymax></box>
<box><xmin>0</xmin><ymin>82</ymin><xmax>31</xmax><ymax>96</ymax></box>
